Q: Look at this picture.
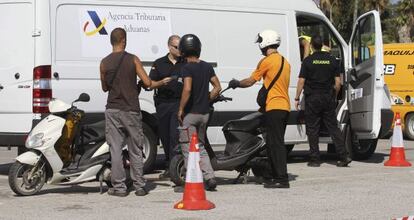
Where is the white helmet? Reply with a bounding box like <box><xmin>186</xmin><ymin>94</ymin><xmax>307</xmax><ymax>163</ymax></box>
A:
<box><xmin>256</xmin><ymin>30</ymin><xmax>281</xmax><ymax>49</ymax></box>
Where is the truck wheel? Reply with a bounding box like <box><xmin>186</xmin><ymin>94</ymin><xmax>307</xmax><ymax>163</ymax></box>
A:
<box><xmin>404</xmin><ymin>113</ymin><xmax>414</xmax><ymax>140</ymax></box>
<box><xmin>345</xmin><ymin>126</ymin><xmax>378</xmax><ymax>160</ymax></box>
<box><xmin>142</xmin><ymin>123</ymin><xmax>157</xmax><ymax>174</ymax></box>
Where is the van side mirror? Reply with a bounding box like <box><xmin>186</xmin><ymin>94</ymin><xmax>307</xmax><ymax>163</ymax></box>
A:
<box><xmin>74</xmin><ymin>93</ymin><xmax>90</xmax><ymax>103</ymax></box>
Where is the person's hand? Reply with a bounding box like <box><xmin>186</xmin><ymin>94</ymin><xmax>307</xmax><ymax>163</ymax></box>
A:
<box><xmin>162</xmin><ymin>77</ymin><xmax>172</xmax><ymax>85</ymax></box>
<box><xmin>229</xmin><ymin>79</ymin><xmax>240</xmax><ymax>89</ymax></box>
<box><xmin>295</xmin><ymin>99</ymin><xmax>300</xmax><ymax>111</ymax></box>
<box><xmin>177</xmin><ymin>110</ymin><xmax>184</xmax><ymax>126</ymax></box>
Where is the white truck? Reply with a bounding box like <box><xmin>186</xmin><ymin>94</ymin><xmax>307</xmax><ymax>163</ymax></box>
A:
<box><xmin>0</xmin><ymin>0</ymin><xmax>393</xmax><ymax>170</ymax></box>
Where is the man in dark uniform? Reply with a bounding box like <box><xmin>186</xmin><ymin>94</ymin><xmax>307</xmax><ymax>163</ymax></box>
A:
<box><xmin>149</xmin><ymin>35</ymin><xmax>185</xmax><ymax>179</ymax></box>
<box><xmin>294</xmin><ymin>35</ymin><xmax>352</xmax><ymax>167</ymax></box>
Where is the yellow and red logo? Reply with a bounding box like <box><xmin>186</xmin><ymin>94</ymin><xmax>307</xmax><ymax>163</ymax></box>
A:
<box><xmin>83</xmin><ymin>11</ymin><xmax>108</xmax><ymax>36</ymax></box>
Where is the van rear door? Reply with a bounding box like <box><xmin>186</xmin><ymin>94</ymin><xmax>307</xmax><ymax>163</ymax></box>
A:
<box><xmin>0</xmin><ymin>1</ymin><xmax>34</xmax><ymax>133</ymax></box>
<box><xmin>347</xmin><ymin>11</ymin><xmax>384</xmax><ymax>139</ymax></box>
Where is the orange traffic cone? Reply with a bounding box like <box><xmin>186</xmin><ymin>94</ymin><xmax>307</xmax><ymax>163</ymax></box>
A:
<box><xmin>384</xmin><ymin>112</ymin><xmax>411</xmax><ymax>167</ymax></box>
<box><xmin>174</xmin><ymin>132</ymin><xmax>215</xmax><ymax>210</ymax></box>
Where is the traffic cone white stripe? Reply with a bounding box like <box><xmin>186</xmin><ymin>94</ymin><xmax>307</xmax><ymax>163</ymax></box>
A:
<box><xmin>391</xmin><ymin>123</ymin><xmax>404</xmax><ymax>148</ymax></box>
<box><xmin>186</xmin><ymin>152</ymin><xmax>203</xmax><ymax>183</ymax></box>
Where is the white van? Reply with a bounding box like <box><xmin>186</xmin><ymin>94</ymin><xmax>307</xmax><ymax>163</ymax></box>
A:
<box><xmin>0</xmin><ymin>0</ymin><xmax>393</xmax><ymax>170</ymax></box>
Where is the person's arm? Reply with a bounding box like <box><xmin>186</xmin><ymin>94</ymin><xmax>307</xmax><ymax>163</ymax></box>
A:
<box><xmin>209</xmin><ymin>75</ymin><xmax>222</xmax><ymax>101</ymax></box>
<box><xmin>149</xmin><ymin>78</ymin><xmax>172</xmax><ymax>89</ymax></box>
<box><xmin>134</xmin><ymin>56</ymin><xmax>171</xmax><ymax>89</ymax></box>
<box><xmin>239</xmin><ymin>77</ymin><xmax>257</xmax><ymax>88</ymax></box>
<box><xmin>295</xmin><ymin>77</ymin><xmax>305</xmax><ymax>110</ymax></box>
<box><xmin>236</xmin><ymin>57</ymin><xmax>267</xmax><ymax>88</ymax></box>
<box><xmin>295</xmin><ymin>61</ymin><xmax>308</xmax><ymax>110</ymax></box>
<box><xmin>178</xmin><ymin>77</ymin><xmax>192</xmax><ymax>124</ymax></box>
<box><xmin>302</xmin><ymin>38</ymin><xmax>311</xmax><ymax>59</ymax></box>
<box><xmin>334</xmin><ymin>76</ymin><xmax>341</xmax><ymax>97</ymax></box>
<box><xmin>134</xmin><ymin>56</ymin><xmax>152</xmax><ymax>88</ymax></box>
<box><xmin>148</xmin><ymin>61</ymin><xmax>172</xmax><ymax>89</ymax></box>
<box><xmin>99</xmin><ymin>61</ymin><xmax>108</xmax><ymax>92</ymax></box>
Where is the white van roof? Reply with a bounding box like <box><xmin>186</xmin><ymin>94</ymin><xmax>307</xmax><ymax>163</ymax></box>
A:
<box><xmin>92</xmin><ymin>0</ymin><xmax>323</xmax><ymax>16</ymax></box>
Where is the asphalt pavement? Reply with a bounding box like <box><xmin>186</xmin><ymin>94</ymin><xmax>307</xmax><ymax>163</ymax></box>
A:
<box><xmin>0</xmin><ymin>140</ymin><xmax>413</xmax><ymax>220</ymax></box>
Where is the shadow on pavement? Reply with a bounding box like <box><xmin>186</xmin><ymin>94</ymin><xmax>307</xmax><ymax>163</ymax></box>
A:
<box><xmin>288</xmin><ymin>150</ymin><xmax>388</xmax><ymax>164</ymax></box>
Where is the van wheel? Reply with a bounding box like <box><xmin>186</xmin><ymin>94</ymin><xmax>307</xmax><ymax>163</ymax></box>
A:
<box><xmin>169</xmin><ymin>154</ymin><xmax>185</xmax><ymax>186</ymax></box>
<box><xmin>345</xmin><ymin>126</ymin><xmax>377</xmax><ymax>160</ymax></box>
<box><xmin>142</xmin><ymin>123</ymin><xmax>157</xmax><ymax>173</ymax></box>
<box><xmin>404</xmin><ymin>113</ymin><xmax>414</xmax><ymax>140</ymax></box>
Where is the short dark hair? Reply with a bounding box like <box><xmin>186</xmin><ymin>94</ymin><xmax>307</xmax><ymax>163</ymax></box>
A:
<box><xmin>110</xmin><ymin>28</ymin><xmax>126</xmax><ymax>46</ymax></box>
<box><xmin>311</xmin><ymin>35</ymin><xmax>323</xmax><ymax>51</ymax></box>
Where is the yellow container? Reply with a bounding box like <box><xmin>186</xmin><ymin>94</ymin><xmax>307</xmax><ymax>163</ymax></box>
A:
<box><xmin>383</xmin><ymin>43</ymin><xmax>414</xmax><ymax>139</ymax></box>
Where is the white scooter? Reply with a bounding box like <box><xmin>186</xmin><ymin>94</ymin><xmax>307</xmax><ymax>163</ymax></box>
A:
<box><xmin>8</xmin><ymin>93</ymin><xmax>129</xmax><ymax>196</ymax></box>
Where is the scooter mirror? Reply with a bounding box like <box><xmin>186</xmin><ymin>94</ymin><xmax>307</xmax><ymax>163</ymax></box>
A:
<box><xmin>74</xmin><ymin>93</ymin><xmax>90</xmax><ymax>103</ymax></box>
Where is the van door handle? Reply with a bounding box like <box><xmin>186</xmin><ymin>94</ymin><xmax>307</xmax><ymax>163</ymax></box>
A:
<box><xmin>15</xmin><ymin>73</ymin><xmax>20</xmax><ymax>79</ymax></box>
<box><xmin>0</xmin><ymin>84</ymin><xmax>3</xmax><ymax>90</ymax></box>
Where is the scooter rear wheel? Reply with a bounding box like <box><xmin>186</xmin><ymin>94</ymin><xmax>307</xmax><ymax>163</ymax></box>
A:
<box><xmin>169</xmin><ymin>154</ymin><xmax>185</xmax><ymax>186</ymax></box>
<box><xmin>9</xmin><ymin>161</ymin><xmax>46</xmax><ymax>196</ymax></box>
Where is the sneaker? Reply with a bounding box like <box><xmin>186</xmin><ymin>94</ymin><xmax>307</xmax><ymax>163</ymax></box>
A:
<box><xmin>307</xmin><ymin>160</ymin><xmax>321</xmax><ymax>167</ymax></box>
<box><xmin>336</xmin><ymin>157</ymin><xmax>352</xmax><ymax>167</ymax></box>
<box><xmin>264</xmin><ymin>181</ymin><xmax>290</xmax><ymax>189</ymax></box>
<box><xmin>159</xmin><ymin>170</ymin><xmax>170</xmax><ymax>179</ymax></box>
<box><xmin>135</xmin><ymin>187</ymin><xmax>148</xmax><ymax>196</ymax></box>
<box><xmin>205</xmin><ymin>178</ymin><xmax>217</xmax><ymax>191</ymax></box>
<box><xmin>107</xmin><ymin>188</ymin><xmax>128</xmax><ymax>197</ymax></box>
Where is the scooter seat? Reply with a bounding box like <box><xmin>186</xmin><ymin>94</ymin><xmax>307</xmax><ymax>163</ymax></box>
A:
<box><xmin>80</xmin><ymin>120</ymin><xmax>106</xmax><ymax>143</ymax></box>
<box><xmin>222</xmin><ymin>118</ymin><xmax>262</xmax><ymax>132</ymax></box>
<box><xmin>215</xmin><ymin>136</ymin><xmax>264</xmax><ymax>167</ymax></box>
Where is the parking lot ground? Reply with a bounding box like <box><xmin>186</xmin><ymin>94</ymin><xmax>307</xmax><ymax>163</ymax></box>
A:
<box><xmin>0</xmin><ymin>139</ymin><xmax>413</xmax><ymax>220</ymax></box>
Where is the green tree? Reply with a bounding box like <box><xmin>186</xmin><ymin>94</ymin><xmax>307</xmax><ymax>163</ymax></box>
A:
<box><xmin>361</xmin><ymin>0</ymin><xmax>389</xmax><ymax>14</ymax></box>
<box><xmin>395</xmin><ymin>0</ymin><xmax>414</xmax><ymax>42</ymax></box>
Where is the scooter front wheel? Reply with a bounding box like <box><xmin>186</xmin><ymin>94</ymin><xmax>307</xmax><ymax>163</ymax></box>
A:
<box><xmin>169</xmin><ymin>154</ymin><xmax>185</xmax><ymax>186</ymax></box>
<box><xmin>9</xmin><ymin>161</ymin><xmax>46</xmax><ymax>196</ymax></box>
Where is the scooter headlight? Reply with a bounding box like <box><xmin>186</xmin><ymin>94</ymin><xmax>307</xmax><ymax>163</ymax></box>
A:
<box><xmin>26</xmin><ymin>133</ymin><xmax>45</xmax><ymax>148</ymax></box>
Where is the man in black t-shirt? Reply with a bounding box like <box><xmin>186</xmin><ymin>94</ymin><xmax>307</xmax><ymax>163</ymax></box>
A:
<box><xmin>149</xmin><ymin>35</ymin><xmax>185</xmax><ymax>179</ymax></box>
<box><xmin>177</xmin><ymin>34</ymin><xmax>222</xmax><ymax>191</ymax></box>
<box><xmin>294</xmin><ymin>35</ymin><xmax>351</xmax><ymax>168</ymax></box>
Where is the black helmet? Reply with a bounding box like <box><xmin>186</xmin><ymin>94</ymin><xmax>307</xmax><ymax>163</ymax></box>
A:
<box><xmin>179</xmin><ymin>34</ymin><xmax>202</xmax><ymax>58</ymax></box>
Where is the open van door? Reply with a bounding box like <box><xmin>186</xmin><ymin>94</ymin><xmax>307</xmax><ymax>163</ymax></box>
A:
<box><xmin>0</xmin><ymin>1</ymin><xmax>35</xmax><ymax>148</ymax></box>
<box><xmin>347</xmin><ymin>11</ymin><xmax>384</xmax><ymax>139</ymax></box>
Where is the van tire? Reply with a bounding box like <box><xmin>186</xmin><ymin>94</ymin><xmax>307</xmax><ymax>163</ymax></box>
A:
<box><xmin>142</xmin><ymin>123</ymin><xmax>157</xmax><ymax>174</ymax></box>
<box><xmin>169</xmin><ymin>154</ymin><xmax>185</xmax><ymax>186</ymax></box>
<box><xmin>345</xmin><ymin>125</ymin><xmax>378</xmax><ymax>160</ymax></box>
<box><xmin>404</xmin><ymin>113</ymin><xmax>414</xmax><ymax>140</ymax></box>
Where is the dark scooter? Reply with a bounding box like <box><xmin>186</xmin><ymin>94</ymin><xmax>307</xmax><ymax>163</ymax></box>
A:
<box><xmin>169</xmin><ymin>86</ymin><xmax>272</xmax><ymax>186</ymax></box>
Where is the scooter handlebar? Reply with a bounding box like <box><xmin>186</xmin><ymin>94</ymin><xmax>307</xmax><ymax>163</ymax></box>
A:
<box><xmin>213</xmin><ymin>95</ymin><xmax>232</xmax><ymax>103</ymax></box>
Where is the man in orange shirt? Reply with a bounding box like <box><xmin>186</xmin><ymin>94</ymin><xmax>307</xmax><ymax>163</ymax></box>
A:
<box><xmin>229</xmin><ymin>30</ymin><xmax>291</xmax><ymax>188</ymax></box>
